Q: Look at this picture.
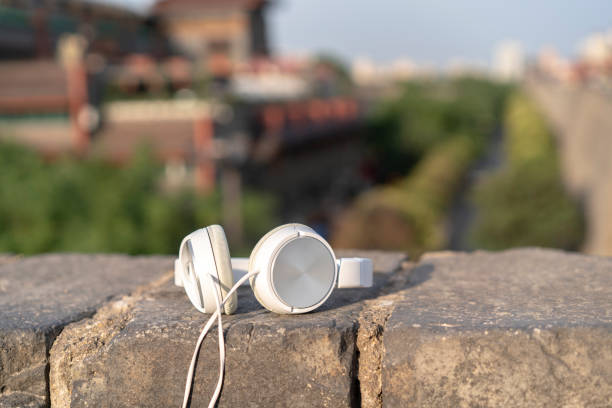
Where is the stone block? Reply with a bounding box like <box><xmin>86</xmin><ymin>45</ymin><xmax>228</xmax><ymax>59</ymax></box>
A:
<box><xmin>48</xmin><ymin>251</ymin><xmax>407</xmax><ymax>408</ymax></box>
<box><xmin>383</xmin><ymin>248</ymin><xmax>612</xmax><ymax>407</ymax></box>
<box><xmin>0</xmin><ymin>255</ymin><xmax>172</xmax><ymax>406</ymax></box>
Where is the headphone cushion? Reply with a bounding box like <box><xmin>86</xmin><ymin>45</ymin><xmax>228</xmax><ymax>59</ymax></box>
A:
<box><xmin>207</xmin><ymin>225</ymin><xmax>237</xmax><ymax>315</ymax></box>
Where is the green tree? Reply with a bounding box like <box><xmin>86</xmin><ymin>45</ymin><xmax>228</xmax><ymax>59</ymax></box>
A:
<box><xmin>0</xmin><ymin>142</ymin><xmax>277</xmax><ymax>255</ymax></box>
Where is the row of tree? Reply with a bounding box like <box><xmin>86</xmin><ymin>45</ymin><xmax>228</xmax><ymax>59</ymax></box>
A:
<box><xmin>0</xmin><ymin>143</ymin><xmax>277</xmax><ymax>255</ymax></box>
<box><xmin>470</xmin><ymin>92</ymin><xmax>584</xmax><ymax>250</ymax></box>
<box><xmin>332</xmin><ymin>77</ymin><xmax>511</xmax><ymax>257</ymax></box>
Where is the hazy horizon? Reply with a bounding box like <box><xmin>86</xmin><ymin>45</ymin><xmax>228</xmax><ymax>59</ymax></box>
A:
<box><xmin>99</xmin><ymin>0</ymin><xmax>611</xmax><ymax>66</ymax></box>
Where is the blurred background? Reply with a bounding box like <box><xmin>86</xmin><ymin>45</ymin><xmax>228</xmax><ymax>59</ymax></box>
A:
<box><xmin>0</xmin><ymin>0</ymin><xmax>610</xmax><ymax>258</ymax></box>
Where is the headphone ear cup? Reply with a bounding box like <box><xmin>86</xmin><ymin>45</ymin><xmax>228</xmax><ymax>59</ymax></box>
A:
<box><xmin>248</xmin><ymin>223</ymin><xmax>308</xmax><ymax>308</ymax></box>
<box><xmin>206</xmin><ymin>225</ymin><xmax>237</xmax><ymax>315</ymax></box>
<box><xmin>249</xmin><ymin>222</ymin><xmax>314</xmax><ymax>310</ymax></box>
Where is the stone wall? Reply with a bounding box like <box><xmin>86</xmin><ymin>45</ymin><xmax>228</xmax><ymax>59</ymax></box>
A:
<box><xmin>524</xmin><ymin>75</ymin><xmax>612</xmax><ymax>256</ymax></box>
<box><xmin>0</xmin><ymin>250</ymin><xmax>610</xmax><ymax>407</ymax></box>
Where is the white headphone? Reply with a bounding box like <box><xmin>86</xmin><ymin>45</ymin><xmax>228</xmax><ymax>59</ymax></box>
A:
<box><xmin>174</xmin><ymin>223</ymin><xmax>373</xmax><ymax>315</ymax></box>
<box><xmin>175</xmin><ymin>223</ymin><xmax>373</xmax><ymax>408</ymax></box>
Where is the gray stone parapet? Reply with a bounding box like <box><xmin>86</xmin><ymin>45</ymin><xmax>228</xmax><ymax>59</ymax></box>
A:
<box><xmin>0</xmin><ymin>249</ymin><xmax>610</xmax><ymax>407</ymax></box>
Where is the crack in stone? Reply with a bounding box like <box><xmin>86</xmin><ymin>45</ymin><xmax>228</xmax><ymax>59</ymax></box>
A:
<box><xmin>531</xmin><ymin>329</ymin><xmax>574</xmax><ymax>386</ymax></box>
<box><xmin>355</xmin><ymin>297</ymin><xmax>394</xmax><ymax>408</ymax></box>
<box><xmin>245</xmin><ymin>323</ymin><xmax>255</xmax><ymax>354</ymax></box>
<box><xmin>0</xmin><ymin>327</ymin><xmax>68</xmax><ymax>406</ymax></box>
<box><xmin>354</xmin><ymin>262</ymin><xmax>414</xmax><ymax>408</ymax></box>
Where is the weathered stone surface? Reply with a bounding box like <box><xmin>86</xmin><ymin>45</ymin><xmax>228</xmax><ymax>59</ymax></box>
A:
<box><xmin>5</xmin><ymin>248</ymin><xmax>611</xmax><ymax>407</ymax></box>
<box><xmin>0</xmin><ymin>391</ymin><xmax>45</xmax><ymax>408</ymax></box>
<box><xmin>383</xmin><ymin>248</ymin><xmax>612</xmax><ymax>407</ymax></box>
<box><xmin>0</xmin><ymin>255</ymin><xmax>18</xmax><ymax>266</ymax></box>
<box><xmin>49</xmin><ymin>251</ymin><xmax>408</xmax><ymax>408</ymax></box>
<box><xmin>0</xmin><ymin>254</ymin><xmax>172</xmax><ymax>406</ymax></box>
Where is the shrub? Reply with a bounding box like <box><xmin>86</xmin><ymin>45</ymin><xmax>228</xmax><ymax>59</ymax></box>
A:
<box><xmin>332</xmin><ymin>136</ymin><xmax>477</xmax><ymax>257</ymax></box>
<box><xmin>469</xmin><ymin>92</ymin><xmax>584</xmax><ymax>250</ymax></box>
<box><xmin>504</xmin><ymin>92</ymin><xmax>555</xmax><ymax>164</ymax></box>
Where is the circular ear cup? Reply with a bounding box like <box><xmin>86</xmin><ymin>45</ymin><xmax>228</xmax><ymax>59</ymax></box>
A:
<box><xmin>248</xmin><ymin>223</ymin><xmax>337</xmax><ymax>314</ymax></box>
<box><xmin>271</xmin><ymin>236</ymin><xmax>336</xmax><ymax>308</ymax></box>
<box><xmin>206</xmin><ymin>225</ymin><xmax>237</xmax><ymax>315</ymax></box>
<box><xmin>248</xmin><ymin>223</ymin><xmax>310</xmax><ymax>308</ymax></box>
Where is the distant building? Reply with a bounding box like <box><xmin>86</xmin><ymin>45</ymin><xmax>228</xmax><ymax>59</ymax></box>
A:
<box><xmin>492</xmin><ymin>40</ymin><xmax>524</xmax><ymax>81</ymax></box>
<box><xmin>0</xmin><ymin>0</ymin><xmax>362</xmax><ymax>196</ymax></box>
<box><xmin>389</xmin><ymin>58</ymin><xmax>418</xmax><ymax>81</ymax></box>
<box><xmin>533</xmin><ymin>30</ymin><xmax>612</xmax><ymax>86</ymax></box>
<box><xmin>351</xmin><ymin>57</ymin><xmax>377</xmax><ymax>85</ymax></box>
<box><xmin>536</xmin><ymin>47</ymin><xmax>573</xmax><ymax>82</ymax></box>
<box><xmin>152</xmin><ymin>0</ymin><xmax>271</xmax><ymax>78</ymax></box>
<box><xmin>0</xmin><ymin>0</ymin><xmax>164</xmax><ymax>61</ymax></box>
<box><xmin>579</xmin><ymin>29</ymin><xmax>612</xmax><ymax>66</ymax></box>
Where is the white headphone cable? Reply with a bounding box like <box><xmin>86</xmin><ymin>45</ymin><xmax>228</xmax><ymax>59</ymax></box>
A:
<box><xmin>208</xmin><ymin>268</ymin><xmax>224</xmax><ymax>408</ymax></box>
<box><xmin>181</xmin><ymin>270</ymin><xmax>258</xmax><ymax>408</ymax></box>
